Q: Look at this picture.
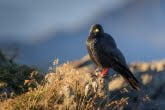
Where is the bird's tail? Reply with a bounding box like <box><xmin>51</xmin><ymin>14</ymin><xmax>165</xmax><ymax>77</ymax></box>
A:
<box><xmin>122</xmin><ymin>70</ymin><xmax>141</xmax><ymax>91</ymax></box>
<box><xmin>114</xmin><ymin>64</ymin><xmax>141</xmax><ymax>91</ymax></box>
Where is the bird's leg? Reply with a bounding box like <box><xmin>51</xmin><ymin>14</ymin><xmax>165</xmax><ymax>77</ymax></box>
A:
<box><xmin>101</xmin><ymin>68</ymin><xmax>109</xmax><ymax>77</ymax></box>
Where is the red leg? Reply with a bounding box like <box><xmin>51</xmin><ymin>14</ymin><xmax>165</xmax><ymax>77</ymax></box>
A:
<box><xmin>101</xmin><ymin>68</ymin><xmax>109</xmax><ymax>77</ymax></box>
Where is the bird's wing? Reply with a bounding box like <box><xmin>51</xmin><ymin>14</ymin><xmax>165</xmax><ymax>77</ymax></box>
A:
<box><xmin>111</xmin><ymin>48</ymin><xmax>127</xmax><ymax>66</ymax></box>
<box><xmin>99</xmin><ymin>34</ymin><xmax>140</xmax><ymax>90</ymax></box>
<box><xmin>100</xmin><ymin>34</ymin><xmax>127</xmax><ymax>66</ymax></box>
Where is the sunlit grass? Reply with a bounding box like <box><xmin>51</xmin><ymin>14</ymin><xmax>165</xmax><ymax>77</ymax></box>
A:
<box><xmin>0</xmin><ymin>63</ymin><xmax>128</xmax><ymax>110</ymax></box>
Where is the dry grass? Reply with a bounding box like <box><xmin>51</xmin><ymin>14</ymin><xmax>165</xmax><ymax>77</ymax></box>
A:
<box><xmin>0</xmin><ymin>63</ymin><xmax>128</xmax><ymax>110</ymax></box>
<box><xmin>1</xmin><ymin>56</ymin><xmax>165</xmax><ymax>110</ymax></box>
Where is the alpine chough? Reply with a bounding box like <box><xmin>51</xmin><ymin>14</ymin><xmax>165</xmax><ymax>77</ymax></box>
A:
<box><xmin>86</xmin><ymin>24</ymin><xmax>140</xmax><ymax>90</ymax></box>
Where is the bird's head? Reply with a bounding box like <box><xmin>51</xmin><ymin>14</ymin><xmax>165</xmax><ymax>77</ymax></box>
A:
<box><xmin>89</xmin><ymin>24</ymin><xmax>104</xmax><ymax>35</ymax></box>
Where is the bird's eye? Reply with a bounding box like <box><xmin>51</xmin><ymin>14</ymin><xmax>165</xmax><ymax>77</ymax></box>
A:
<box><xmin>94</xmin><ymin>28</ymin><xmax>99</xmax><ymax>33</ymax></box>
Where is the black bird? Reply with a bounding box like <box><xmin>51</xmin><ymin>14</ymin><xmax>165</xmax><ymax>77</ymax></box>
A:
<box><xmin>86</xmin><ymin>24</ymin><xmax>140</xmax><ymax>90</ymax></box>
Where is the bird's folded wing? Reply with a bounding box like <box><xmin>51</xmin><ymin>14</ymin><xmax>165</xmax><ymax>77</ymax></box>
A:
<box><xmin>99</xmin><ymin>36</ymin><xmax>127</xmax><ymax>67</ymax></box>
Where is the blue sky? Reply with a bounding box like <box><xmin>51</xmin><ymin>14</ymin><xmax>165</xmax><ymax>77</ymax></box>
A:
<box><xmin>0</xmin><ymin>0</ymin><xmax>131</xmax><ymax>43</ymax></box>
<box><xmin>0</xmin><ymin>0</ymin><xmax>165</xmax><ymax>70</ymax></box>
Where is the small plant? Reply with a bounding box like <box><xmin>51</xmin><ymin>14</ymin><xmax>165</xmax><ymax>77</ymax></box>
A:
<box><xmin>0</xmin><ymin>50</ymin><xmax>44</xmax><ymax>100</ymax></box>
<box><xmin>0</xmin><ymin>63</ymin><xmax>129</xmax><ymax>110</ymax></box>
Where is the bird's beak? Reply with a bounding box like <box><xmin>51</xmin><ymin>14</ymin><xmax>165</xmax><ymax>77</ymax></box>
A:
<box><xmin>94</xmin><ymin>28</ymin><xmax>99</xmax><ymax>33</ymax></box>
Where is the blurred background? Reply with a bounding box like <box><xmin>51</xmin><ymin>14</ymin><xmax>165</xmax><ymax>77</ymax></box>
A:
<box><xmin>0</xmin><ymin>0</ymin><xmax>164</xmax><ymax>71</ymax></box>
